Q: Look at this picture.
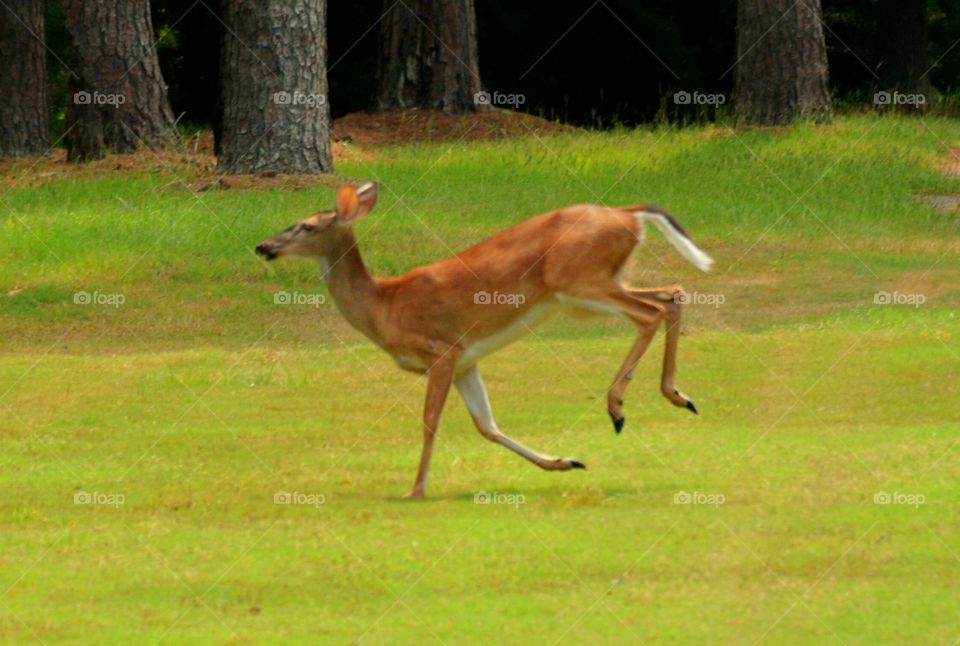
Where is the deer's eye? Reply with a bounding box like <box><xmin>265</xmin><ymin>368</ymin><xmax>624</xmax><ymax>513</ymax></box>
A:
<box><xmin>300</xmin><ymin>224</ymin><xmax>316</xmax><ymax>233</ymax></box>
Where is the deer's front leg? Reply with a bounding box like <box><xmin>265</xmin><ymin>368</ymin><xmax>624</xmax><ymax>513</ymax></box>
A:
<box><xmin>404</xmin><ymin>345</ymin><xmax>459</xmax><ymax>499</ymax></box>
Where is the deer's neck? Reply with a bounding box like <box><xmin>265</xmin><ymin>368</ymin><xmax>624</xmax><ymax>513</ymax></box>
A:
<box><xmin>320</xmin><ymin>229</ymin><xmax>381</xmax><ymax>341</ymax></box>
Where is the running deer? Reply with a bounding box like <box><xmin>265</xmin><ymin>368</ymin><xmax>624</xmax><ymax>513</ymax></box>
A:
<box><xmin>256</xmin><ymin>182</ymin><xmax>713</xmax><ymax>498</ymax></box>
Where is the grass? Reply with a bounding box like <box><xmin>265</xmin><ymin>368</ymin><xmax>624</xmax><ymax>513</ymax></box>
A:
<box><xmin>1</xmin><ymin>113</ymin><xmax>959</xmax><ymax>643</ymax></box>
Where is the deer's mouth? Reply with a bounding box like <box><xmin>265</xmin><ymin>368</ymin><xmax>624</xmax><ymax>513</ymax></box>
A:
<box><xmin>255</xmin><ymin>243</ymin><xmax>279</xmax><ymax>260</ymax></box>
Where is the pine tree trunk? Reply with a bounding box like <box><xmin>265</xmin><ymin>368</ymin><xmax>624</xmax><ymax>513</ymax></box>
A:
<box><xmin>0</xmin><ymin>0</ymin><xmax>49</xmax><ymax>158</ymax></box>
<box><xmin>375</xmin><ymin>0</ymin><xmax>481</xmax><ymax>113</ymax></box>
<box><xmin>734</xmin><ymin>0</ymin><xmax>831</xmax><ymax>125</ymax></box>
<box><xmin>877</xmin><ymin>0</ymin><xmax>930</xmax><ymax>98</ymax></box>
<box><xmin>62</xmin><ymin>0</ymin><xmax>176</xmax><ymax>162</ymax></box>
<box><xmin>216</xmin><ymin>0</ymin><xmax>332</xmax><ymax>175</ymax></box>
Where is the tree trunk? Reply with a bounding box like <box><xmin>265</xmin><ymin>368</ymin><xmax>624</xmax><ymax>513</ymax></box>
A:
<box><xmin>375</xmin><ymin>0</ymin><xmax>481</xmax><ymax>113</ymax></box>
<box><xmin>734</xmin><ymin>0</ymin><xmax>831</xmax><ymax>125</ymax></box>
<box><xmin>216</xmin><ymin>0</ymin><xmax>332</xmax><ymax>175</ymax></box>
<box><xmin>877</xmin><ymin>0</ymin><xmax>930</xmax><ymax>98</ymax></box>
<box><xmin>62</xmin><ymin>0</ymin><xmax>176</xmax><ymax>162</ymax></box>
<box><xmin>0</xmin><ymin>0</ymin><xmax>49</xmax><ymax>157</ymax></box>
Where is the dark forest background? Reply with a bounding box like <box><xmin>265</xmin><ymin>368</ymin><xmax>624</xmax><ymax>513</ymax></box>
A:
<box><xmin>35</xmin><ymin>0</ymin><xmax>960</xmax><ymax>136</ymax></box>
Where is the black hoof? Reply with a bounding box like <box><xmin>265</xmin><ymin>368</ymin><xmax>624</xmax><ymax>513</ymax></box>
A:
<box><xmin>685</xmin><ymin>400</ymin><xmax>698</xmax><ymax>414</ymax></box>
<box><xmin>568</xmin><ymin>460</ymin><xmax>586</xmax><ymax>469</ymax></box>
<box><xmin>608</xmin><ymin>409</ymin><xmax>625</xmax><ymax>434</ymax></box>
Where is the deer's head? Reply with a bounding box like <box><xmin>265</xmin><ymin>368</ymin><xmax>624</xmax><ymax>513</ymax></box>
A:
<box><xmin>255</xmin><ymin>182</ymin><xmax>378</xmax><ymax>261</ymax></box>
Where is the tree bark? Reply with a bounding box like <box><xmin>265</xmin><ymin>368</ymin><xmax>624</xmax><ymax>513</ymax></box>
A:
<box><xmin>0</xmin><ymin>0</ymin><xmax>49</xmax><ymax>157</ymax></box>
<box><xmin>877</xmin><ymin>0</ymin><xmax>930</xmax><ymax>98</ymax></box>
<box><xmin>62</xmin><ymin>0</ymin><xmax>176</xmax><ymax>162</ymax></box>
<box><xmin>216</xmin><ymin>0</ymin><xmax>332</xmax><ymax>175</ymax></box>
<box><xmin>734</xmin><ymin>0</ymin><xmax>831</xmax><ymax>125</ymax></box>
<box><xmin>375</xmin><ymin>0</ymin><xmax>481</xmax><ymax>113</ymax></box>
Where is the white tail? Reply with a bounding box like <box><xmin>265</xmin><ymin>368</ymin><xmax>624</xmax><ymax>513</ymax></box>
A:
<box><xmin>635</xmin><ymin>210</ymin><xmax>714</xmax><ymax>272</ymax></box>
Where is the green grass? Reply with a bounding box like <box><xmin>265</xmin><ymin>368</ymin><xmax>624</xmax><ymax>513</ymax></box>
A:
<box><xmin>1</xmin><ymin>114</ymin><xmax>959</xmax><ymax>643</ymax></box>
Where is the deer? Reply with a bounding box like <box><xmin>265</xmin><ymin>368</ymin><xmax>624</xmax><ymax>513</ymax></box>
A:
<box><xmin>255</xmin><ymin>182</ymin><xmax>713</xmax><ymax>498</ymax></box>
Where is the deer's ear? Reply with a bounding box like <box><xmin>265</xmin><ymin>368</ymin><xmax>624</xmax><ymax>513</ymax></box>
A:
<box><xmin>355</xmin><ymin>181</ymin><xmax>378</xmax><ymax>218</ymax></box>
<box><xmin>334</xmin><ymin>186</ymin><xmax>360</xmax><ymax>221</ymax></box>
<box><xmin>334</xmin><ymin>182</ymin><xmax>378</xmax><ymax>223</ymax></box>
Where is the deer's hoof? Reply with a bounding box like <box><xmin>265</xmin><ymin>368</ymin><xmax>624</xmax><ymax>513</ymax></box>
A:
<box><xmin>608</xmin><ymin>409</ymin><xmax>625</xmax><ymax>433</ymax></box>
<box><xmin>567</xmin><ymin>459</ymin><xmax>586</xmax><ymax>470</ymax></box>
<box><xmin>685</xmin><ymin>400</ymin><xmax>698</xmax><ymax>415</ymax></box>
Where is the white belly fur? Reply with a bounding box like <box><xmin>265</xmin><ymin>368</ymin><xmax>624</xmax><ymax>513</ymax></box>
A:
<box><xmin>455</xmin><ymin>293</ymin><xmax>624</xmax><ymax>370</ymax></box>
<box><xmin>391</xmin><ymin>294</ymin><xmax>625</xmax><ymax>372</ymax></box>
<box><xmin>555</xmin><ymin>293</ymin><xmax>627</xmax><ymax>319</ymax></box>
<box><xmin>457</xmin><ymin>298</ymin><xmax>558</xmax><ymax>369</ymax></box>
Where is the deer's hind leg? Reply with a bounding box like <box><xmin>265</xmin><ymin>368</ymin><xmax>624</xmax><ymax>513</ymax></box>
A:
<box><xmin>558</xmin><ymin>284</ymin><xmax>693</xmax><ymax>433</ymax></box>
<box><xmin>630</xmin><ymin>286</ymin><xmax>698</xmax><ymax>413</ymax></box>
<box><xmin>601</xmin><ymin>289</ymin><xmax>666</xmax><ymax>433</ymax></box>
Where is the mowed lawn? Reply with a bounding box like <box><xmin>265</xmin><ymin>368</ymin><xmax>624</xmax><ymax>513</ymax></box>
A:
<box><xmin>1</xmin><ymin>115</ymin><xmax>959</xmax><ymax>643</ymax></box>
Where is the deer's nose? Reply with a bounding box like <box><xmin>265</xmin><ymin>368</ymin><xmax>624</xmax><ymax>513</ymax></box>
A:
<box><xmin>255</xmin><ymin>243</ymin><xmax>276</xmax><ymax>259</ymax></box>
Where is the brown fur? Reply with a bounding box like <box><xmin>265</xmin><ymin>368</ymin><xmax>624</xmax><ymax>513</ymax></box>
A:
<box><xmin>256</xmin><ymin>184</ymin><xmax>704</xmax><ymax>497</ymax></box>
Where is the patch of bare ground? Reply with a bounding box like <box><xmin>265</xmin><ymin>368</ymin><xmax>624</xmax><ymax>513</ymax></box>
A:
<box><xmin>916</xmin><ymin>192</ymin><xmax>960</xmax><ymax>211</ymax></box>
<box><xmin>1</xmin><ymin>109</ymin><xmax>573</xmax><ymax>192</ymax></box>
<box><xmin>0</xmin><ymin>147</ymin><xmax>216</xmax><ymax>190</ymax></box>
<box><xmin>888</xmin><ymin>271</ymin><xmax>950</xmax><ymax>299</ymax></box>
<box><xmin>331</xmin><ymin>107</ymin><xmax>574</xmax><ymax>147</ymax></box>
<box><xmin>0</xmin><ymin>139</ymin><xmax>372</xmax><ymax>193</ymax></box>
<box><xmin>915</xmin><ymin>147</ymin><xmax>960</xmax><ymax>216</ymax></box>
<box><xmin>935</xmin><ymin>147</ymin><xmax>960</xmax><ymax>177</ymax></box>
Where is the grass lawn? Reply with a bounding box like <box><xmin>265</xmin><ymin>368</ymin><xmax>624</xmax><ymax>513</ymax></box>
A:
<box><xmin>1</xmin><ymin>114</ymin><xmax>959</xmax><ymax>643</ymax></box>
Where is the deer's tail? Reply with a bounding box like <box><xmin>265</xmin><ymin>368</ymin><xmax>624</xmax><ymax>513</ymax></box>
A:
<box><xmin>632</xmin><ymin>206</ymin><xmax>714</xmax><ymax>272</ymax></box>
